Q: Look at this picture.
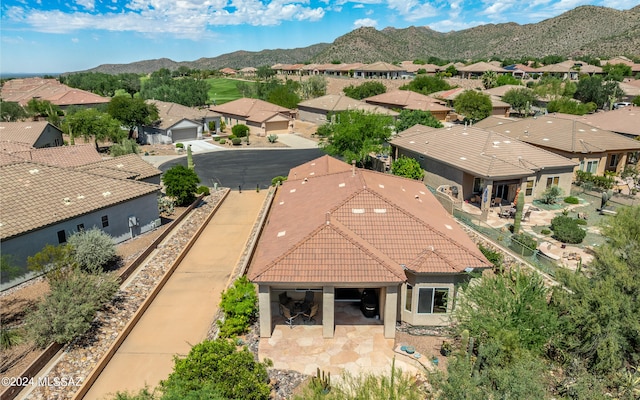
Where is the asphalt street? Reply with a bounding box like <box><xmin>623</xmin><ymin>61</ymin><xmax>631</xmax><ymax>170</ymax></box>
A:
<box><xmin>159</xmin><ymin>148</ymin><xmax>325</xmax><ymax>190</ymax></box>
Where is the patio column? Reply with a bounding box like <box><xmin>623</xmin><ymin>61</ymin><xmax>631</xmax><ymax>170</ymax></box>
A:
<box><xmin>258</xmin><ymin>285</ymin><xmax>272</xmax><ymax>338</ymax></box>
<box><xmin>322</xmin><ymin>286</ymin><xmax>335</xmax><ymax>338</ymax></box>
<box><xmin>383</xmin><ymin>285</ymin><xmax>398</xmax><ymax>338</ymax></box>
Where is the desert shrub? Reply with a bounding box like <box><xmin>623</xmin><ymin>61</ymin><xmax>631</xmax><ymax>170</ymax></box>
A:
<box><xmin>1</xmin><ymin>328</ymin><xmax>23</xmax><ymax>350</ymax></box>
<box><xmin>267</xmin><ymin>134</ymin><xmax>278</xmax><ymax>143</ymax></box>
<box><xmin>110</xmin><ymin>139</ymin><xmax>139</xmax><ymax>157</ymax></box>
<box><xmin>564</xmin><ymin>196</ymin><xmax>580</xmax><ymax>204</ymax></box>
<box><xmin>157</xmin><ymin>195</ymin><xmax>175</xmax><ymax>215</ymax></box>
<box><xmin>219</xmin><ymin>139</ymin><xmax>226</xmax><ymax>145</ymax></box>
<box><xmin>162</xmin><ymin>165</ymin><xmax>200</xmax><ymax>206</ymax></box>
<box><xmin>228</xmin><ymin>134</ymin><xmax>236</xmax><ymax>140</ymax></box>
<box><xmin>213</xmin><ymin>136</ymin><xmax>220</xmax><ymax>141</ymax></box>
<box><xmin>550</xmin><ymin>215</ymin><xmax>586</xmax><ymax>244</ymax></box>
<box><xmin>575</xmin><ymin>219</ymin><xmax>588</xmax><ymax>225</ymax></box>
<box><xmin>231</xmin><ymin>138</ymin><xmax>242</xmax><ymax>145</ymax></box>
<box><xmin>67</xmin><ymin>228</ymin><xmax>117</xmax><ymax>272</ymax></box>
<box><xmin>217</xmin><ymin>276</ymin><xmax>258</xmax><ymax>338</ymax></box>
<box><xmin>175</xmin><ymin>142</ymin><xmax>184</xmax><ymax>149</ymax></box>
<box><xmin>231</xmin><ymin>124</ymin><xmax>250</xmax><ymax>138</ymax></box>
<box><xmin>541</xmin><ymin>229</ymin><xmax>551</xmax><ymax>235</ymax></box>
<box><xmin>541</xmin><ymin>185</ymin><xmax>563</xmax><ymax>204</ymax></box>
<box><xmin>510</xmin><ymin>233</ymin><xmax>537</xmax><ymax>256</ymax></box>
<box><xmin>479</xmin><ymin>243</ymin><xmax>503</xmax><ymax>270</ymax></box>
<box><xmin>575</xmin><ymin>170</ymin><xmax>615</xmax><ymax>190</ymax></box>
<box><xmin>25</xmin><ymin>268</ymin><xmax>119</xmax><ymax>347</ymax></box>
<box><xmin>196</xmin><ymin>185</ymin><xmax>210</xmax><ymax>195</ymax></box>
<box><xmin>271</xmin><ymin>175</ymin><xmax>287</xmax><ymax>186</ymax></box>
<box><xmin>161</xmin><ymin>338</ymin><xmax>270</xmax><ymax>400</ymax></box>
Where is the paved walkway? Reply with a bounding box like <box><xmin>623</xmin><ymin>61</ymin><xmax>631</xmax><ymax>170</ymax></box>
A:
<box><xmin>83</xmin><ymin>191</ymin><xmax>267</xmax><ymax>399</ymax></box>
<box><xmin>273</xmin><ymin>133</ymin><xmax>319</xmax><ymax>149</ymax></box>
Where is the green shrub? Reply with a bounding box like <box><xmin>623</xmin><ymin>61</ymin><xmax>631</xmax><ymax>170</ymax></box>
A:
<box><xmin>219</xmin><ymin>139</ymin><xmax>226</xmax><ymax>145</ymax></box>
<box><xmin>231</xmin><ymin>138</ymin><xmax>242</xmax><ymax>145</ymax></box>
<box><xmin>196</xmin><ymin>186</ymin><xmax>210</xmax><ymax>195</ymax></box>
<box><xmin>541</xmin><ymin>229</ymin><xmax>551</xmax><ymax>235</ymax></box>
<box><xmin>231</xmin><ymin>124</ymin><xmax>250</xmax><ymax>138</ymax></box>
<box><xmin>110</xmin><ymin>139</ymin><xmax>139</xmax><ymax>157</ymax></box>
<box><xmin>67</xmin><ymin>228</ymin><xmax>117</xmax><ymax>272</ymax></box>
<box><xmin>217</xmin><ymin>277</ymin><xmax>257</xmax><ymax>338</ymax></box>
<box><xmin>478</xmin><ymin>243</ymin><xmax>503</xmax><ymax>270</ymax></box>
<box><xmin>541</xmin><ymin>185</ymin><xmax>563</xmax><ymax>204</ymax></box>
<box><xmin>175</xmin><ymin>142</ymin><xmax>184</xmax><ymax>149</ymax></box>
<box><xmin>510</xmin><ymin>233</ymin><xmax>537</xmax><ymax>256</ymax></box>
<box><xmin>213</xmin><ymin>136</ymin><xmax>220</xmax><ymax>141</ymax></box>
<box><xmin>161</xmin><ymin>339</ymin><xmax>270</xmax><ymax>400</ymax></box>
<box><xmin>228</xmin><ymin>134</ymin><xmax>236</xmax><ymax>140</ymax></box>
<box><xmin>271</xmin><ymin>175</ymin><xmax>287</xmax><ymax>186</ymax></box>
<box><xmin>1</xmin><ymin>328</ymin><xmax>23</xmax><ymax>350</ymax></box>
<box><xmin>575</xmin><ymin>218</ymin><xmax>588</xmax><ymax>226</ymax></box>
<box><xmin>25</xmin><ymin>268</ymin><xmax>119</xmax><ymax>347</ymax></box>
<box><xmin>564</xmin><ymin>196</ymin><xmax>580</xmax><ymax>204</ymax></box>
<box><xmin>575</xmin><ymin>170</ymin><xmax>615</xmax><ymax>190</ymax></box>
<box><xmin>550</xmin><ymin>215</ymin><xmax>586</xmax><ymax>244</ymax></box>
<box><xmin>162</xmin><ymin>165</ymin><xmax>200</xmax><ymax>206</ymax></box>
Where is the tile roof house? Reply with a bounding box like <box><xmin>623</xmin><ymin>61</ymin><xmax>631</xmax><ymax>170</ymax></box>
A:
<box><xmin>362</xmin><ymin>90</ymin><xmax>453</xmax><ymax>121</ymax></box>
<box><xmin>75</xmin><ymin>153</ymin><xmax>162</xmax><ymax>184</ymax></box>
<box><xmin>430</xmin><ymin>88</ymin><xmax>511</xmax><ymax>118</ymax></box>
<box><xmin>535</xmin><ymin>60</ymin><xmax>603</xmax><ymax>80</ymax></box>
<box><xmin>551</xmin><ymin>107</ymin><xmax>640</xmax><ymax>139</ymax></box>
<box><xmin>0</xmin><ymin>161</ymin><xmax>161</xmax><ymax>285</ymax></box>
<box><xmin>1</xmin><ymin>143</ymin><xmax>103</xmax><ymax>167</ymax></box>
<box><xmin>390</xmin><ymin>124</ymin><xmax>577</xmax><ymax>210</ymax></box>
<box><xmin>297</xmin><ymin>94</ymin><xmax>399</xmax><ymax>124</ymax></box>
<box><xmin>140</xmin><ymin>100</ymin><xmax>221</xmax><ymax>144</ymax></box>
<box><xmin>248</xmin><ymin>155</ymin><xmax>492</xmax><ymax>339</ymax></box>
<box><xmin>474</xmin><ymin>115</ymin><xmax>640</xmax><ymax>177</ymax></box>
<box><xmin>0</xmin><ymin>120</ymin><xmax>64</xmax><ymax>148</ymax></box>
<box><xmin>210</xmin><ymin>98</ymin><xmax>295</xmax><ymax>137</ymax></box>
<box><xmin>353</xmin><ymin>62</ymin><xmax>406</xmax><ymax>79</ymax></box>
<box><xmin>457</xmin><ymin>62</ymin><xmax>508</xmax><ymax>79</ymax></box>
<box><xmin>0</xmin><ymin>77</ymin><xmax>110</xmax><ymax>109</ymax></box>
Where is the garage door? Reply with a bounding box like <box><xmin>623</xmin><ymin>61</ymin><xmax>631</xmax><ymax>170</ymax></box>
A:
<box><xmin>265</xmin><ymin>120</ymin><xmax>289</xmax><ymax>133</ymax></box>
<box><xmin>171</xmin><ymin>128</ymin><xmax>197</xmax><ymax>142</ymax></box>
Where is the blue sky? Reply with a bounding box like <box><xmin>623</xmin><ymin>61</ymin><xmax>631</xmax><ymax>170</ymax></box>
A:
<box><xmin>0</xmin><ymin>0</ymin><xmax>636</xmax><ymax>74</ymax></box>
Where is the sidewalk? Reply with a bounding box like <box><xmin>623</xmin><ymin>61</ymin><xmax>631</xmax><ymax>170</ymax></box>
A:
<box><xmin>83</xmin><ymin>191</ymin><xmax>267</xmax><ymax>399</ymax></box>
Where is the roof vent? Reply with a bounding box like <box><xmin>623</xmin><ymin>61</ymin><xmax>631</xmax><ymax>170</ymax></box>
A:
<box><xmin>309</xmin><ymin>172</ymin><xmax>315</xmax><ymax>176</ymax></box>
<box><xmin>77</xmin><ymin>195</ymin><xmax>85</xmax><ymax>199</ymax></box>
<box><xmin>279</xmin><ymin>201</ymin><xmax>285</xmax><ymax>205</ymax></box>
<box><xmin>29</xmin><ymin>168</ymin><xmax>39</xmax><ymax>174</ymax></box>
<box><xmin>102</xmin><ymin>191</ymin><xmax>111</xmax><ymax>197</ymax></box>
<box><xmin>290</xmin><ymin>188</ymin><xmax>296</xmax><ymax>193</ymax></box>
<box><xmin>374</xmin><ymin>208</ymin><xmax>387</xmax><ymax>214</ymax></box>
<box><xmin>63</xmin><ymin>197</ymin><xmax>71</xmax><ymax>205</ymax></box>
<box><xmin>277</xmin><ymin>231</ymin><xmax>286</xmax><ymax>237</ymax></box>
<box><xmin>352</xmin><ymin>208</ymin><xmax>365</xmax><ymax>214</ymax></box>
<box><xmin>338</xmin><ymin>183</ymin><xmax>346</xmax><ymax>188</ymax></box>
<box><xmin>378</xmin><ymin>184</ymin><xmax>385</xmax><ymax>189</ymax></box>
<box><xmin>444</xmin><ymin>224</ymin><xmax>453</xmax><ymax>230</ymax></box>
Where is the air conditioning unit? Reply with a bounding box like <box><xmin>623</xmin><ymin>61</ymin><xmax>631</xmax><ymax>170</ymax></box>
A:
<box><xmin>154</xmin><ymin>218</ymin><xmax>161</xmax><ymax>228</ymax></box>
<box><xmin>128</xmin><ymin>216</ymin><xmax>138</xmax><ymax>227</ymax></box>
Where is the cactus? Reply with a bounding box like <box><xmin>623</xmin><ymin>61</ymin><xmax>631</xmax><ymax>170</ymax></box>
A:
<box><xmin>461</xmin><ymin>329</ymin><xmax>470</xmax><ymax>354</ymax></box>
<box><xmin>187</xmin><ymin>144</ymin><xmax>194</xmax><ymax>170</ymax></box>
<box><xmin>513</xmin><ymin>188</ymin><xmax>525</xmax><ymax>234</ymax></box>
<box><xmin>311</xmin><ymin>367</ymin><xmax>331</xmax><ymax>393</ymax></box>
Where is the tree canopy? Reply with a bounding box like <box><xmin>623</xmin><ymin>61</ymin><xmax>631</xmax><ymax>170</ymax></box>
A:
<box><xmin>342</xmin><ymin>81</ymin><xmax>386</xmax><ymax>100</ymax></box>
<box><xmin>502</xmin><ymin>88</ymin><xmax>536</xmax><ymax>115</ymax></box>
<box><xmin>140</xmin><ymin>68</ymin><xmax>210</xmax><ymax>107</ymax></box>
<box><xmin>107</xmin><ymin>96</ymin><xmax>159</xmax><ymax>138</ymax></box>
<box><xmin>399</xmin><ymin>75</ymin><xmax>451</xmax><ymax>95</ymax></box>
<box><xmin>61</xmin><ymin>108</ymin><xmax>124</xmax><ymax>148</ymax></box>
<box><xmin>318</xmin><ymin>110</ymin><xmax>393</xmax><ymax>167</ymax></box>
<box><xmin>454</xmin><ymin>90</ymin><xmax>492</xmax><ymax>122</ymax></box>
<box><xmin>0</xmin><ymin>100</ymin><xmax>28</xmax><ymax>122</ymax></box>
<box><xmin>391</xmin><ymin>156</ymin><xmax>424</xmax><ymax>180</ymax></box>
<box><xmin>162</xmin><ymin>165</ymin><xmax>200</xmax><ymax>206</ymax></box>
<box><xmin>574</xmin><ymin>75</ymin><xmax>622</xmax><ymax>109</ymax></box>
<box><xmin>395</xmin><ymin>109</ymin><xmax>443</xmax><ymax>132</ymax></box>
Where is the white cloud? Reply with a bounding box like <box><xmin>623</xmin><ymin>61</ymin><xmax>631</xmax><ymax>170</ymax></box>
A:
<box><xmin>71</xmin><ymin>38</ymin><xmax>80</xmax><ymax>43</ymax></box>
<box><xmin>386</xmin><ymin>0</ymin><xmax>437</xmax><ymax>21</ymax></box>
<box><xmin>7</xmin><ymin>0</ymin><xmax>326</xmax><ymax>39</ymax></box>
<box><xmin>353</xmin><ymin>18</ymin><xmax>378</xmax><ymax>28</ymax></box>
<box><xmin>429</xmin><ymin>18</ymin><xmax>484</xmax><ymax>33</ymax></box>
<box><xmin>353</xmin><ymin>3</ymin><xmax>364</xmax><ymax>8</ymax></box>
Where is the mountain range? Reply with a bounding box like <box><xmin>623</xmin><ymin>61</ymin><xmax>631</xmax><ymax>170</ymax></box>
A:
<box><xmin>81</xmin><ymin>5</ymin><xmax>640</xmax><ymax>75</ymax></box>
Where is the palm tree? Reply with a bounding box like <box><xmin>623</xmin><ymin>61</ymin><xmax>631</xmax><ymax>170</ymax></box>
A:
<box><xmin>482</xmin><ymin>71</ymin><xmax>498</xmax><ymax>89</ymax></box>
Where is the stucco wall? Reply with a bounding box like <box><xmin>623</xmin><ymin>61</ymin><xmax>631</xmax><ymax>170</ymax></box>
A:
<box><xmin>400</xmin><ymin>274</ymin><xmax>468</xmax><ymax>326</ymax></box>
<box><xmin>1</xmin><ymin>192</ymin><xmax>160</xmax><ymax>282</ymax></box>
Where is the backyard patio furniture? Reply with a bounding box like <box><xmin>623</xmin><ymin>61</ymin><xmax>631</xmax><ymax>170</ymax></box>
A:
<box><xmin>492</xmin><ymin>197</ymin><xmax>502</xmax><ymax>207</ymax></box>
<box><xmin>303</xmin><ymin>304</ymin><xmax>319</xmax><ymax>323</ymax></box>
<box><xmin>280</xmin><ymin>304</ymin><xmax>298</xmax><ymax>328</ymax></box>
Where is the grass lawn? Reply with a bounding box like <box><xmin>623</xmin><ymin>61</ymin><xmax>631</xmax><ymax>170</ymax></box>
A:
<box><xmin>206</xmin><ymin>78</ymin><xmax>255</xmax><ymax>105</ymax></box>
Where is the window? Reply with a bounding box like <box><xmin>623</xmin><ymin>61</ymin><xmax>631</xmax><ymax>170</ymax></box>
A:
<box><xmin>525</xmin><ymin>180</ymin><xmax>534</xmax><ymax>196</ymax></box>
<box><xmin>417</xmin><ymin>288</ymin><xmax>449</xmax><ymax>314</ymax></box>
<box><xmin>473</xmin><ymin>178</ymin><xmax>482</xmax><ymax>193</ymax></box>
<box><xmin>76</xmin><ymin>223</ymin><xmax>85</xmax><ymax>232</ymax></box>
<box><xmin>609</xmin><ymin>154</ymin><xmax>619</xmax><ymax>168</ymax></box>
<box><xmin>581</xmin><ymin>160</ymin><xmax>598</xmax><ymax>173</ymax></box>
<box><xmin>101</xmin><ymin>215</ymin><xmax>109</xmax><ymax>228</ymax></box>
<box><xmin>57</xmin><ymin>230</ymin><xmax>66</xmax><ymax>244</ymax></box>
<box><xmin>405</xmin><ymin>285</ymin><xmax>413</xmax><ymax>312</ymax></box>
<box><xmin>546</xmin><ymin>176</ymin><xmax>559</xmax><ymax>188</ymax></box>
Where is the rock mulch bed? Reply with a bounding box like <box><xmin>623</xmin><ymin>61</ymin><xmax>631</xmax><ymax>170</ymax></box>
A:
<box><xmin>26</xmin><ymin>190</ymin><xmax>228</xmax><ymax>400</ymax></box>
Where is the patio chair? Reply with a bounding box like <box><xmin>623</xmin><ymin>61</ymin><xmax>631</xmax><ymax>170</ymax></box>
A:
<box><xmin>281</xmin><ymin>304</ymin><xmax>298</xmax><ymax>328</ymax></box>
<box><xmin>498</xmin><ymin>205</ymin><xmax>511</xmax><ymax>218</ymax></box>
<box><xmin>522</xmin><ymin>210</ymin><xmax>532</xmax><ymax>222</ymax></box>
<box><xmin>492</xmin><ymin>197</ymin><xmax>502</xmax><ymax>207</ymax></box>
<box><xmin>303</xmin><ymin>303</ymin><xmax>319</xmax><ymax>324</ymax></box>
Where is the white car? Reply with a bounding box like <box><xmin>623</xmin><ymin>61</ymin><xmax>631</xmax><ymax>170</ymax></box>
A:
<box><xmin>614</xmin><ymin>102</ymin><xmax>632</xmax><ymax>109</ymax></box>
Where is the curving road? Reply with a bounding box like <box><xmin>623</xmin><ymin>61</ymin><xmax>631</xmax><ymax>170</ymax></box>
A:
<box><xmin>159</xmin><ymin>149</ymin><xmax>325</xmax><ymax>190</ymax></box>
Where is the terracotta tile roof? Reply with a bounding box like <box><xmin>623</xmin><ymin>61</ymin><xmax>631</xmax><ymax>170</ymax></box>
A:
<box><xmin>363</xmin><ymin>90</ymin><xmax>452</xmax><ymax>113</ymax></box>
<box><xmin>391</xmin><ymin>124</ymin><xmax>576</xmax><ymax>179</ymax></box>
<box><xmin>551</xmin><ymin>107</ymin><xmax>640</xmax><ymax>137</ymax></box>
<box><xmin>248</xmin><ymin>157</ymin><xmax>491</xmax><ymax>284</ymax></box>
<box><xmin>0</xmin><ymin>77</ymin><xmax>109</xmax><ymax>106</ymax></box>
<box><xmin>210</xmin><ymin>98</ymin><xmax>292</xmax><ymax>118</ymax></box>
<box><xmin>0</xmin><ymin>140</ymin><xmax>35</xmax><ymax>153</ymax></box>
<box><xmin>0</xmin><ymin>161</ymin><xmax>159</xmax><ymax>240</ymax></box>
<box><xmin>458</xmin><ymin>62</ymin><xmax>508</xmax><ymax>73</ymax></box>
<box><xmin>0</xmin><ymin>121</ymin><xmax>53</xmax><ymax>146</ymax></box>
<box><xmin>7</xmin><ymin>144</ymin><xmax>103</xmax><ymax>167</ymax></box>
<box><xmin>75</xmin><ymin>153</ymin><xmax>161</xmax><ymax>181</ymax></box>
<box><xmin>483</xmin><ymin>85</ymin><xmax>529</xmax><ymax>97</ymax></box>
<box><xmin>356</xmin><ymin>62</ymin><xmax>405</xmax><ymax>72</ymax></box>
<box><xmin>148</xmin><ymin>100</ymin><xmax>220</xmax><ymax>129</ymax></box>
<box><xmin>246</xmin><ymin>111</ymin><xmax>290</xmax><ymax>124</ymax></box>
<box><xmin>0</xmin><ymin>152</ymin><xmax>25</xmax><ymax>166</ymax></box>
<box><xmin>287</xmin><ymin>154</ymin><xmax>353</xmax><ymax>180</ymax></box>
<box><xmin>475</xmin><ymin>115</ymin><xmax>640</xmax><ymax>153</ymax></box>
<box><xmin>298</xmin><ymin>94</ymin><xmax>399</xmax><ymax>116</ymax></box>
<box><xmin>536</xmin><ymin>60</ymin><xmax>603</xmax><ymax>74</ymax></box>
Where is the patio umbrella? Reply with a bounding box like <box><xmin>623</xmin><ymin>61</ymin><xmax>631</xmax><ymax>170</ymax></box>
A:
<box><xmin>482</xmin><ymin>187</ymin><xmax>488</xmax><ymax>204</ymax></box>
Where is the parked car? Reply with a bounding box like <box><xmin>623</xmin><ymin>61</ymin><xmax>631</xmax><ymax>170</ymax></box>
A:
<box><xmin>614</xmin><ymin>102</ymin><xmax>632</xmax><ymax>109</ymax></box>
<box><xmin>360</xmin><ymin>289</ymin><xmax>378</xmax><ymax>318</ymax></box>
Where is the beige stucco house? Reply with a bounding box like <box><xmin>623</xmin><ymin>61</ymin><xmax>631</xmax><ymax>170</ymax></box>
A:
<box><xmin>247</xmin><ymin>155</ymin><xmax>491</xmax><ymax>339</ymax></box>
<box><xmin>297</xmin><ymin>94</ymin><xmax>398</xmax><ymax>125</ymax></box>
<box><xmin>363</xmin><ymin>90</ymin><xmax>453</xmax><ymax>122</ymax></box>
<box><xmin>475</xmin><ymin>115</ymin><xmax>640</xmax><ymax>177</ymax></box>
<box><xmin>210</xmin><ymin>98</ymin><xmax>294</xmax><ymax>137</ymax></box>
<box><xmin>390</xmin><ymin>124</ymin><xmax>578</xmax><ymax>211</ymax></box>
<box><xmin>0</xmin><ymin>120</ymin><xmax>64</xmax><ymax>148</ymax></box>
